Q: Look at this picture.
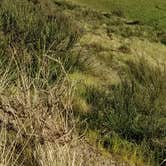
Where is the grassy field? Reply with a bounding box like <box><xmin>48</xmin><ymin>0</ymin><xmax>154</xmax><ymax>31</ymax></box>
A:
<box><xmin>71</xmin><ymin>0</ymin><xmax>166</xmax><ymax>30</ymax></box>
<box><xmin>0</xmin><ymin>0</ymin><xmax>166</xmax><ymax>165</ymax></box>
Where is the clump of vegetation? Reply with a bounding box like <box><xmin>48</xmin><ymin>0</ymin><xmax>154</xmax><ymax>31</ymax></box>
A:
<box><xmin>0</xmin><ymin>0</ymin><xmax>81</xmax><ymax>79</ymax></box>
<box><xmin>77</xmin><ymin>58</ymin><xmax>166</xmax><ymax>166</ymax></box>
<box><xmin>0</xmin><ymin>0</ymin><xmax>81</xmax><ymax>165</ymax></box>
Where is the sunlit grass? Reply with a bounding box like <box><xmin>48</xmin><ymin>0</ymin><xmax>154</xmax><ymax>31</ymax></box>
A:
<box><xmin>70</xmin><ymin>0</ymin><xmax>166</xmax><ymax>30</ymax></box>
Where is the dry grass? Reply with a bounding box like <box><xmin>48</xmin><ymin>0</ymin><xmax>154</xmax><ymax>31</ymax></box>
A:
<box><xmin>0</xmin><ymin>45</ymin><xmax>117</xmax><ymax>166</ymax></box>
<box><xmin>0</xmin><ymin>51</ymin><xmax>76</xmax><ymax>165</ymax></box>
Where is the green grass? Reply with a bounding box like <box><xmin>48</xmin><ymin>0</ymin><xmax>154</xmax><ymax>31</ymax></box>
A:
<box><xmin>77</xmin><ymin>58</ymin><xmax>166</xmax><ymax>166</ymax></box>
<box><xmin>71</xmin><ymin>0</ymin><xmax>166</xmax><ymax>30</ymax></box>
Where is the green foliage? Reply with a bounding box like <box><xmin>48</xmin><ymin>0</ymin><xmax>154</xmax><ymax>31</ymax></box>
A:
<box><xmin>0</xmin><ymin>0</ymin><xmax>71</xmax><ymax>48</ymax></box>
<box><xmin>79</xmin><ymin>59</ymin><xmax>166</xmax><ymax>165</ymax></box>
<box><xmin>0</xmin><ymin>0</ymin><xmax>80</xmax><ymax>83</ymax></box>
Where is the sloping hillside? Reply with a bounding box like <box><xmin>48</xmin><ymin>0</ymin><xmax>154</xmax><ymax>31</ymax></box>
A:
<box><xmin>0</xmin><ymin>0</ymin><xmax>165</xmax><ymax>166</ymax></box>
<box><xmin>70</xmin><ymin>0</ymin><xmax>166</xmax><ymax>30</ymax></box>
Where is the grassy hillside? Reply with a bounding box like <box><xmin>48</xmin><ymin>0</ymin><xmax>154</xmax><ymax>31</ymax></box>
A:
<box><xmin>70</xmin><ymin>0</ymin><xmax>166</xmax><ymax>30</ymax></box>
<box><xmin>0</xmin><ymin>0</ymin><xmax>166</xmax><ymax>166</ymax></box>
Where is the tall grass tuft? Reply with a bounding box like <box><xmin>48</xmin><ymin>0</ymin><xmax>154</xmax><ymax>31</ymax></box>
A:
<box><xmin>78</xmin><ymin>58</ymin><xmax>166</xmax><ymax>166</ymax></box>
